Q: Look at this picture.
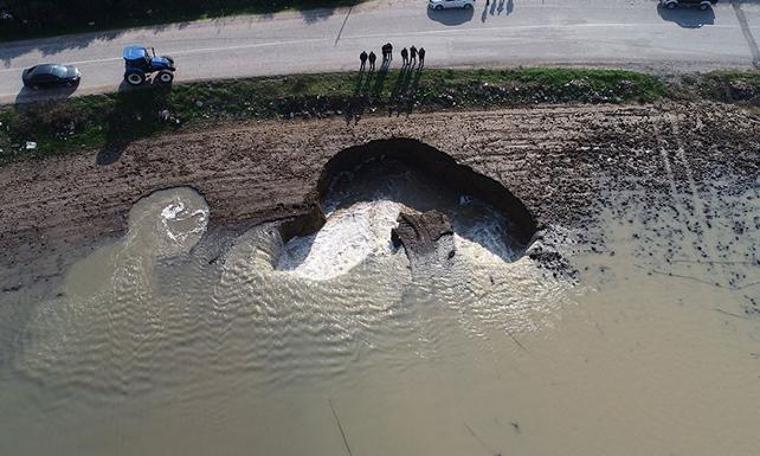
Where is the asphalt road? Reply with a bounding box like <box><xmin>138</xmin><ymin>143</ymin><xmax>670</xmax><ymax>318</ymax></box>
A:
<box><xmin>3</xmin><ymin>0</ymin><xmax>760</xmax><ymax>103</ymax></box>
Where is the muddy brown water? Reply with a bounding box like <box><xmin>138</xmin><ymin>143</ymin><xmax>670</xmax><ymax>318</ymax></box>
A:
<box><xmin>1</xmin><ymin>172</ymin><xmax>759</xmax><ymax>455</ymax></box>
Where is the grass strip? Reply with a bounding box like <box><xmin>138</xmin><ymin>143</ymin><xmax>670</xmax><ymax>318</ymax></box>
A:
<box><xmin>0</xmin><ymin>66</ymin><xmax>720</xmax><ymax>165</ymax></box>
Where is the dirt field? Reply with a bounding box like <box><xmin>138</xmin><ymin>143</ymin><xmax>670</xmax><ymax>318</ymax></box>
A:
<box><xmin>1</xmin><ymin>102</ymin><xmax>758</xmax><ymax>289</ymax></box>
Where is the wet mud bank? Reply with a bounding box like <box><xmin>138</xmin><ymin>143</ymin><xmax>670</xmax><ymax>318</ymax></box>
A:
<box><xmin>1</xmin><ymin>103</ymin><xmax>759</xmax><ymax>290</ymax></box>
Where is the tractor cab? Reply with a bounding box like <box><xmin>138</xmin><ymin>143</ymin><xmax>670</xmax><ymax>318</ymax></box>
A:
<box><xmin>122</xmin><ymin>45</ymin><xmax>176</xmax><ymax>86</ymax></box>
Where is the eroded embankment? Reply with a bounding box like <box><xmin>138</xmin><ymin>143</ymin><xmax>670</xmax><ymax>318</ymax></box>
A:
<box><xmin>275</xmin><ymin>138</ymin><xmax>538</xmax><ymax>267</ymax></box>
<box><xmin>0</xmin><ymin>103</ymin><xmax>758</xmax><ymax>290</ymax></box>
<box><xmin>314</xmin><ymin>139</ymin><xmax>537</xmax><ymax>244</ymax></box>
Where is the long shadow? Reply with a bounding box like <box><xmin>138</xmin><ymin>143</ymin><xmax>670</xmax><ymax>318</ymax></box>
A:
<box><xmin>96</xmin><ymin>81</ymin><xmax>172</xmax><ymax>165</ymax></box>
<box><xmin>656</xmin><ymin>4</ymin><xmax>715</xmax><ymax>29</ymax></box>
<box><xmin>372</xmin><ymin>65</ymin><xmax>389</xmax><ymax>97</ymax></box>
<box><xmin>403</xmin><ymin>67</ymin><xmax>425</xmax><ymax>116</ymax></box>
<box><xmin>427</xmin><ymin>7</ymin><xmax>474</xmax><ymax>26</ymax></box>
<box><xmin>0</xmin><ymin>1</ymin><xmax>362</xmax><ymax>65</ymax></box>
<box><xmin>389</xmin><ymin>62</ymin><xmax>425</xmax><ymax>116</ymax></box>
<box><xmin>344</xmin><ymin>68</ymin><xmax>369</xmax><ymax>124</ymax></box>
<box><xmin>397</xmin><ymin>65</ymin><xmax>417</xmax><ymax>115</ymax></box>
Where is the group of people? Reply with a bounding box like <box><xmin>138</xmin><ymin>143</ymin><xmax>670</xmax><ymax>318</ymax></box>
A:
<box><xmin>359</xmin><ymin>43</ymin><xmax>426</xmax><ymax>71</ymax></box>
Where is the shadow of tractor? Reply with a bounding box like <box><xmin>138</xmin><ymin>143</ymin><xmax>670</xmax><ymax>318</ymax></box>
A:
<box><xmin>96</xmin><ymin>83</ymin><xmax>174</xmax><ymax>165</ymax></box>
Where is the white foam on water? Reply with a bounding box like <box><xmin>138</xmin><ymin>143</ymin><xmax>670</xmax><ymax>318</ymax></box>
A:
<box><xmin>454</xmin><ymin>218</ymin><xmax>518</xmax><ymax>264</ymax></box>
<box><xmin>126</xmin><ymin>187</ymin><xmax>210</xmax><ymax>257</ymax></box>
<box><xmin>161</xmin><ymin>202</ymin><xmax>186</xmax><ymax>220</ymax></box>
<box><xmin>278</xmin><ymin>200</ymin><xmax>402</xmax><ymax>280</ymax></box>
<box><xmin>160</xmin><ymin>201</ymin><xmax>209</xmax><ymax>245</ymax></box>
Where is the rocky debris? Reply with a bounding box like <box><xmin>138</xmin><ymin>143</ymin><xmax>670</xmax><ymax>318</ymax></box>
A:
<box><xmin>277</xmin><ymin>203</ymin><xmax>326</xmax><ymax>243</ymax></box>
<box><xmin>392</xmin><ymin>210</ymin><xmax>454</xmax><ymax>257</ymax></box>
<box><xmin>728</xmin><ymin>79</ymin><xmax>756</xmax><ymax>101</ymax></box>
<box><xmin>525</xmin><ymin>234</ymin><xmax>577</xmax><ymax>281</ymax></box>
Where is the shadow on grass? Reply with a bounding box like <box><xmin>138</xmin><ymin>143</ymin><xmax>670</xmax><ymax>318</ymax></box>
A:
<box><xmin>14</xmin><ymin>84</ymin><xmax>78</xmax><ymax>104</ymax></box>
<box><xmin>96</xmin><ymin>82</ymin><xmax>173</xmax><ymax>165</ymax></box>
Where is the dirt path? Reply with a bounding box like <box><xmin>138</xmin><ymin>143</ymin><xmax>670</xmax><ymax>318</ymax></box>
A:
<box><xmin>1</xmin><ymin>103</ymin><xmax>758</xmax><ymax>288</ymax></box>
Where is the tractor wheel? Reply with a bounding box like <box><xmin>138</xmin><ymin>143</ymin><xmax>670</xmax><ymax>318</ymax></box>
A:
<box><xmin>157</xmin><ymin>70</ymin><xmax>174</xmax><ymax>84</ymax></box>
<box><xmin>435</xmin><ymin>5</ymin><xmax>443</xmax><ymax>11</ymax></box>
<box><xmin>125</xmin><ymin>72</ymin><xmax>146</xmax><ymax>86</ymax></box>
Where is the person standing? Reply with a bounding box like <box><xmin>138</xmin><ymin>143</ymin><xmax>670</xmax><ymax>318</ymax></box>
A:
<box><xmin>418</xmin><ymin>47</ymin><xmax>426</xmax><ymax>67</ymax></box>
<box><xmin>410</xmin><ymin>45</ymin><xmax>418</xmax><ymax>65</ymax></box>
<box><xmin>368</xmin><ymin>51</ymin><xmax>376</xmax><ymax>71</ymax></box>
<box><xmin>401</xmin><ymin>47</ymin><xmax>409</xmax><ymax>66</ymax></box>
<box><xmin>360</xmin><ymin>50</ymin><xmax>368</xmax><ymax>71</ymax></box>
<box><xmin>387</xmin><ymin>42</ymin><xmax>394</xmax><ymax>61</ymax></box>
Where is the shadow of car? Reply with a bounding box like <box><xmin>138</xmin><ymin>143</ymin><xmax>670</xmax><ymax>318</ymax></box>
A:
<box><xmin>427</xmin><ymin>6</ymin><xmax>475</xmax><ymax>25</ymax></box>
<box><xmin>657</xmin><ymin>3</ymin><xmax>715</xmax><ymax>28</ymax></box>
<box><xmin>14</xmin><ymin>84</ymin><xmax>78</xmax><ymax>104</ymax></box>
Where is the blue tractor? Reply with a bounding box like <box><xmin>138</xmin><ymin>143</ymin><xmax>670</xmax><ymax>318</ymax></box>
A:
<box><xmin>123</xmin><ymin>45</ymin><xmax>176</xmax><ymax>86</ymax></box>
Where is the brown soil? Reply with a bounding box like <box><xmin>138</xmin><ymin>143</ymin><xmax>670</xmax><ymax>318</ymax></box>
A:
<box><xmin>1</xmin><ymin>102</ymin><xmax>758</xmax><ymax>289</ymax></box>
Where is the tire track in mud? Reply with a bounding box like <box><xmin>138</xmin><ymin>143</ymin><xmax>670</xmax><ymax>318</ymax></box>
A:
<box><xmin>652</xmin><ymin>121</ymin><xmax>704</xmax><ymax>267</ymax></box>
<box><xmin>668</xmin><ymin>116</ymin><xmax>726</xmax><ymax>286</ymax></box>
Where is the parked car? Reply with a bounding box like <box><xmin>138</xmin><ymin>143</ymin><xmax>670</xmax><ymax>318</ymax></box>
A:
<box><xmin>660</xmin><ymin>0</ymin><xmax>718</xmax><ymax>11</ymax></box>
<box><xmin>429</xmin><ymin>0</ymin><xmax>476</xmax><ymax>11</ymax></box>
<box><xmin>22</xmin><ymin>64</ymin><xmax>81</xmax><ymax>89</ymax></box>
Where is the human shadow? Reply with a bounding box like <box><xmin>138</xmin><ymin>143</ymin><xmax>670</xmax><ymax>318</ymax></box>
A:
<box><xmin>402</xmin><ymin>67</ymin><xmax>425</xmax><ymax>116</ymax></box>
<box><xmin>482</xmin><ymin>0</ymin><xmax>515</xmax><ymax>22</ymax></box>
<box><xmin>388</xmin><ymin>62</ymin><xmax>425</xmax><ymax>117</ymax></box>
<box><xmin>344</xmin><ymin>66</ymin><xmax>371</xmax><ymax>124</ymax></box>
<box><xmin>96</xmin><ymin>81</ymin><xmax>173</xmax><ymax>166</ymax></box>
<box><xmin>656</xmin><ymin>4</ymin><xmax>715</xmax><ymax>28</ymax></box>
<box><xmin>427</xmin><ymin>7</ymin><xmax>474</xmax><ymax>26</ymax></box>
<box><xmin>372</xmin><ymin>61</ymin><xmax>391</xmax><ymax>97</ymax></box>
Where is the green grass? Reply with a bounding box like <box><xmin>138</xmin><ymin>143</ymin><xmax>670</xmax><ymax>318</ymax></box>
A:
<box><xmin>691</xmin><ymin>70</ymin><xmax>760</xmax><ymax>102</ymax></box>
<box><xmin>0</xmin><ymin>67</ymin><xmax>674</xmax><ymax>165</ymax></box>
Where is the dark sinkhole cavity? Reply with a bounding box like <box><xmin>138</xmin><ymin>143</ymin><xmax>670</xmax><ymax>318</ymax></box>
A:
<box><xmin>278</xmin><ymin>138</ymin><xmax>539</xmax><ymax>271</ymax></box>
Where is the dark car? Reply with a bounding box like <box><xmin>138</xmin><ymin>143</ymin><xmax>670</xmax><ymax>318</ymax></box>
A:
<box><xmin>22</xmin><ymin>64</ymin><xmax>81</xmax><ymax>89</ymax></box>
<box><xmin>661</xmin><ymin>0</ymin><xmax>718</xmax><ymax>10</ymax></box>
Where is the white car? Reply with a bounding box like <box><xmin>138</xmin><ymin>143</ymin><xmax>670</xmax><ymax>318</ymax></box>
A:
<box><xmin>429</xmin><ymin>0</ymin><xmax>476</xmax><ymax>11</ymax></box>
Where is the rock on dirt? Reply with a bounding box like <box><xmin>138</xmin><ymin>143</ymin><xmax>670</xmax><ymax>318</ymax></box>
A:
<box><xmin>392</xmin><ymin>210</ymin><xmax>454</xmax><ymax>257</ymax></box>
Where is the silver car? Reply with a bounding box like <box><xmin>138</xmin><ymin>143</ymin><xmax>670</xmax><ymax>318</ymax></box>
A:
<box><xmin>429</xmin><ymin>0</ymin><xmax>476</xmax><ymax>11</ymax></box>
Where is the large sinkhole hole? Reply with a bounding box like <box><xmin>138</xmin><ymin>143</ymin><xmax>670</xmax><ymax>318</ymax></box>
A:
<box><xmin>277</xmin><ymin>139</ymin><xmax>538</xmax><ymax>280</ymax></box>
